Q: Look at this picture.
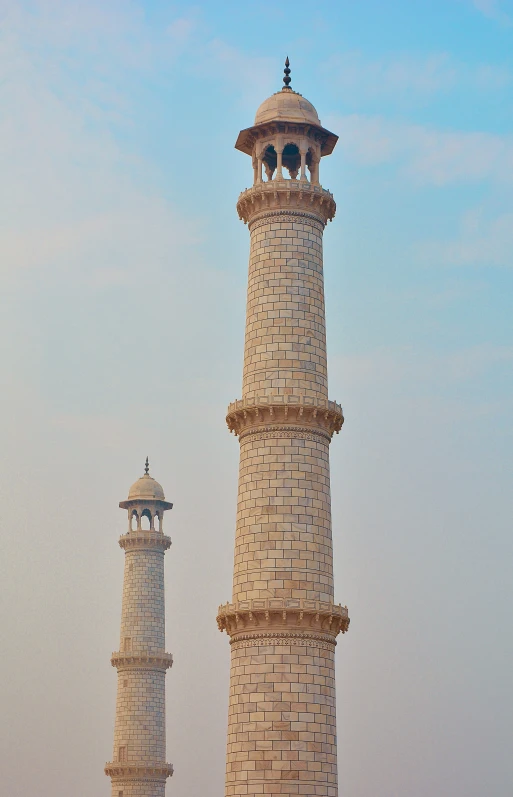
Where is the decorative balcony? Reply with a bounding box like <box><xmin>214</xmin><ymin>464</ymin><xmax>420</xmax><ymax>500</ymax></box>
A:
<box><xmin>226</xmin><ymin>393</ymin><xmax>343</xmax><ymax>439</ymax></box>
<box><xmin>236</xmin><ymin>180</ymin><xmax>336</xmax><ymax>225</ymax></box>
<box><xmin>104</xmin><ymin>762</ymin><xmax>173</xmax><ymax>781</ymax></box>
<box><xmin>118</xmin><ymin>531</ymin><xmax>171</xmax><ymax>552</ymax></box>
<box><xmin>110</xmin><ymin>650</ymin><xmax>173</xmax><ymax>671</ymax></box>
<box><xmin>217</xmin><ymin>598</ymin><xmax>349</xmax><ymax>638</ymax></box>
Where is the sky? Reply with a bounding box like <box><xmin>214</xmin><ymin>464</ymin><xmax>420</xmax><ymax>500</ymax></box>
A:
<box><xmin>0</xmin><ymin>1</ymin><xmax>512</xmax><ymax>796</ymax></box>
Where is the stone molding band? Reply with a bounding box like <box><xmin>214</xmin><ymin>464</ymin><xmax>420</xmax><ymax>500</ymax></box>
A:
<box><xmin>230</xmin><ymin>631</ymin><xmax>338</xmax><ymax>651</ymax></box>
<box><xmin>119</xmin><ymin>532</ymin><xmax>171</xmax><ymax>552</ymax></box>
<box><xmin>104</xmin><ymin>762</ymin><xmax>173</xmax><ymax>781</ymax></box>
<box><xmin>217</xmin><ymin>598</ymin><xmax>349</xmax><ymax>639</ymax></box>
<box><xmin>239</xmin><ymin>425</ymin><xmax>332</xmax><ymax>444</ymax></box>
<box><xmin>226</xmin><ymin>395</ymin><xmax>343</xmax><ymax>439</ymax></box>
<box><xmin>110</xmin><ymin>651</ymin><xmax>173</xmax><ymax>671</ymax></box>
<box><xmin>237</xmin><ymin>181</ymin><xmax>336</xmax><ymax>226</ymax></box>
<box><xmin>248</xmin><ymin>209</ymin><xmax>326</xmax><ymax>233</ymax></box>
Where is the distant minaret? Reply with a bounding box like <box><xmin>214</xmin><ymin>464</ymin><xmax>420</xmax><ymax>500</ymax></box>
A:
<box><xmin>105</xmin><ymin>459</ymin><xmax>174</xmax><ymax>797</ymax></box>
<box><xmin>217</xmin><ymin>60</ymin><xmax>349</xmax><ymax>797</ymax></box>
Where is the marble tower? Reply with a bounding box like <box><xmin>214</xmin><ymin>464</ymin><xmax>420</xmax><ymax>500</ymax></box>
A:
<box><xmin>105</xmin><ymin>459</ymin><xmax>174</xmax><ymax>797</ymax></box>
<box><xmin>217</xmin><ymin>61</ymin><xmax>350</xmax><ymax>797</ymax></box>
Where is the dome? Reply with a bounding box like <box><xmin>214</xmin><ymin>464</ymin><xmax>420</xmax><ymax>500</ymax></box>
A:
<box><xmin>127</xmin><ymin>473</ymin><xmax>166</xmax><ymax>501</ymax></box>
<box><xmin>254</xmin><ymin>88</ymin><xmax>321</xmax><ymax>127</ymax></box>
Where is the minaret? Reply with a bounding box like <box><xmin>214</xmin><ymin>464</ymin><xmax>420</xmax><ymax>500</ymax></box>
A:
<box><xmin>105</xmin><ymin>459</ymin><xmax>174</xmax><ymax>797</ymax></box>
<box><xmin>217</xmin><ymin>61</ymin><xmax>349</xmax><ymax>797</ymax></box>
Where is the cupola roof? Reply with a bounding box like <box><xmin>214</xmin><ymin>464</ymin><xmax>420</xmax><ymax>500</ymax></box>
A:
<box><xmin>119</xmin><ymin>457</ymin><xmax>173</xmax><ymax>510</ymax></box>
<box><xmin>128</xmin><ymin>473</ymin><xmax>166</xmax><ymax>501</ymax></box>
<box><xmin>254</xmin><ymin>88</ymin><xmax>321</xmax><ymax>127</ymax></box>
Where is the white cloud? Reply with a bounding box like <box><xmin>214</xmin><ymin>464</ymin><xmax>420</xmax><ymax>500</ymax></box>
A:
<box><xmin>0</xmin><ymin>1</ymin><xmax>201</xmax><ymax>285</ymax></box>
<box><xmin>323</xmin><ymin>50</ymin><xmax>510</xmax><ymax>102</ymax></box>
<box><xmin>325</xmin><ymin>51</ymin><xmax>457</xmax><ymax>98</ymax></box>
<box><xmin>475</xmin><ymin>62</ymin><xmax>511</xmax><ymax>89</ymax></box>
<box><xmin>203</xmin><ymin>39</ymin><xmax>277</xmax><ymax>107</ymax></box>
<box><xmin>167</xmin><ymin>14</ymin><xmax>197</xmax><ymax>50</ymax></box>
<box><xmin>328</xmin><ymin>114</ymin><xmax>513</xmax><ymax>185</ymax></box>
<box><xmin>472</xmin><ymin>0</ymin><xmax>511</xmax><ymax>25</ymax></box>
<box><xmin>420</xmin><ymin>209</ymin><xmax>513</xmax><ymax>268</ymax></box>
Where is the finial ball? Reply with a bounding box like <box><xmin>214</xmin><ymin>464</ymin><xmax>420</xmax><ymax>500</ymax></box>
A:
<box><xmin>283</xmin><ymin>56</ymin><xmax>291</xmax><ymax>88</ymax></box>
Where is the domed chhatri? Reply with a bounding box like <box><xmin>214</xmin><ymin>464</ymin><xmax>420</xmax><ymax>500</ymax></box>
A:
<box><xmin>119</xmin><ymin>457</ymin><xmax>173</xmax><ymax>511</ymax></box>
<box><xmin>235</xmin><ymin>57</ymin><xmax>338</xmax><ymax>182</ymax></box>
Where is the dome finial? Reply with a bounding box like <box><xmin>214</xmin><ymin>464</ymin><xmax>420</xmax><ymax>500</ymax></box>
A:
<box><xmin>283</xmin><ymin>56</ymin><xmax>291</xmax><ymax>89</ymax></box>
<box><xmin>145</xmin><ymin>456</ymin><xmax>150</xmax><ymax>475</ymax></box>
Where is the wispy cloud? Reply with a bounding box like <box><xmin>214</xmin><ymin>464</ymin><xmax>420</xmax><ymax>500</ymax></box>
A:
<box><xmin>322</xmin><ymin>50</ymin><xmax>510</xmax><ymax>103</ymax></box>
<box><xmin>202</xmin><ymin>39</ymin><xmax>276</xmax><ymax>107</ymax></box>
<box><xmin>0</xmin><ymin>0</ymin><xmax>201</xmax><ymax>285</ymax></box>
<box><xmin>472</xmin><ymin>0</ymin><xmax>512</xmax><ymax>25</ymax></box>
<box><xmin>329</xmin><ymin>114</ymin><xmax>513</xmax><ymax>185</ymax></box>
<box><xmin>420</xmin><ymin>209</ymin><xmax>513</xmax><ymax>268</ymax></box>
<box><xmin>167</xmin><ymin>13</ymin><xmax>198</xmax><ymax>53</ymax></box>
<box><xmin>324</xmin><ymin>51</ymin><xmax>458</xmax><ymax>99</ymax></box>
<box><xmin>332</xmin><ymin>343</ymin><xmax>513</xmax><ymax>401</ymax></box>
<box><xmin>1</xmin><ymin>0</ymin><xmax>199</xmax><ymax>80</ymax></box>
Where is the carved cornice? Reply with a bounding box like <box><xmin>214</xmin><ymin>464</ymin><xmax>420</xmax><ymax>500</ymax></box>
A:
<box><xmin>226</xmin><ymin>395</ymin><xmax>343</xmax><ymax>439</ymax></box>
<box><xmin>231</xmin><ymin>631</ymin><xmax>337</xmax><ymax>652</ymax></box>
<box><xmin>237</xmin><ymin>181</ymin><xmax>336</xmax><ymax>226</ymax></box>
<box><xmin>217</xmin><ymin>598</ymin><xmax>349</xmax><ymax>639</ymax></box>
<box><xmin>235</xmin><ymin>120</ymin><xmax>338</xmax><ymax>158</ymax></box>
<box><xmin>110</xmin><ymin>651</ymin><xmax>173</xmax><ymax>671</ymax></box>
<box><xmin>119</xmin><ymin>532</ymin><xmax>171</xmax><ymax>552</ymax></box>
<box><xmin>105</xmin><ymin>762</ymin><xmax>173</xmax><ymax>781</ymax></box>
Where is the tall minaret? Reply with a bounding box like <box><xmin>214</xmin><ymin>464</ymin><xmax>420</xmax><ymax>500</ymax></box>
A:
<box><xmin>217</xmin><ymin>61</ymin><xmax>349</xmax><ymax>797</ymax></box>
<box><xmin>105</xmin><ymin>459</ymin><xmax>174</xmax><ymax>797</ymax></box>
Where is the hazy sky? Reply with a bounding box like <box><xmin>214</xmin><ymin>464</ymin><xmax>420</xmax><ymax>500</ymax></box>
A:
<box><xmin>0</xmin><ymin>1</ymin><xmax>512</xmax><ymax>796</ymax></box>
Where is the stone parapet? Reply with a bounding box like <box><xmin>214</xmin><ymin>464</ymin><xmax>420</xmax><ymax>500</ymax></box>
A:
<box><xmin>104</xmin><ymin>762</ymin><xmax>173</xmax><ymax>781</ymax></box>
<box><xmin>217</xmin><ymin>598</ymin><xmax>349</xmax><ymax>638</ymax></box>
<box><xmin>111</xmin><ymin>651</ymin><xmax>173</xmax><ymax>671</ymax></box>
<box><xmin>119</xmin><ymin>531</ymin><xmax>171</xmax><ymax>552</ymax></box>
<box><xmin>226</xmin><ymin>394</ymin><xmax>343</xmax><ymax>438</ymax></box>
<box><xmin>237</xmin><ymin>180</ymin><xmax>336</xmax><ymax>226</ymax></box>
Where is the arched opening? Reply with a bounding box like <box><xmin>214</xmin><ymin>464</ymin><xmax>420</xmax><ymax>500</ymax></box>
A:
<box><xmin>262</xmin><ymin>145</ymin><xmax>277</xmax><ymax>181</ymax></box>
<box><xmin>282</xmin><ymin>143</ymin><xmax>300</xmax><ymax>179</ymax></box>
<box><xmin>131</xmin><ymin>511</ymin><xmax>139</xmax><ymax>531</ymax></box>
<box><xmin>154</xmin><ymin>513</ymin><xmax>161</xmax><ymax>532</ymax></box>
<box><xmin>141</xmin><ymin>509</ymin><xmax>151</xmax><ymax>530</ymax></box>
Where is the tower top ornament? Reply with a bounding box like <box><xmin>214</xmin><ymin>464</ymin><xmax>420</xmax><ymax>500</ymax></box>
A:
<box><xmin>283</xmin><ymin>56</ymin><xmax>291</xmax><ymax>89</ymax></box>
<box><xmin>144</xmin><ymin>456</ymin><xmax>150</xmax><ymax>475</ymax></box>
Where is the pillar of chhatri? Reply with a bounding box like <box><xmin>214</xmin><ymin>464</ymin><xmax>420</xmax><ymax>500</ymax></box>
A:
<box><xmin>105</xmin><ymin>459</ymin><xmax>174</xmax><ymax>797</ymax></box>
<box><xmin>217</xmin><ymin>60</ymin><xmax>350</xmax><ymax>797</ymax></box>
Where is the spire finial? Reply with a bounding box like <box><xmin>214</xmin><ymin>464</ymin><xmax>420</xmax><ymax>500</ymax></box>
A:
<box><xmin>283</xmin><ymin>56</ymin><xmax>291</xmax><ymax>89</ymax></box>
<box><xmin>144</xmin><ymin>456</ymin><xmax>149</xmax><ymax>475</ymax></box>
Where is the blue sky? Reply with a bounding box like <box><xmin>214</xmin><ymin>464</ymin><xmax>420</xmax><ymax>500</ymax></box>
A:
<box><xmin>0</xmin><ymin>2</ymin><xmax>512</xmax><ymax>797</ymax></box>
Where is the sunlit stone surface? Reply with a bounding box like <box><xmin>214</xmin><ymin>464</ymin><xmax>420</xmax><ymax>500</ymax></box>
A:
<box><xmin>218</xmin><ymin>65</ymin><xmax>350</xmax><ymax>797</ymax></box>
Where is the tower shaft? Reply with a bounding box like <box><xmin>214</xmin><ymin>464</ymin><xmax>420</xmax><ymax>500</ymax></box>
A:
<box><xmin>106</xmin><ymin>475</ymin><xmax>173</xmax><ymax>797</ymax></box>
<box><xmin>219</xmin><ymin>175</ymin><xmax>348</xmax><ymax>797</ymax></box>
